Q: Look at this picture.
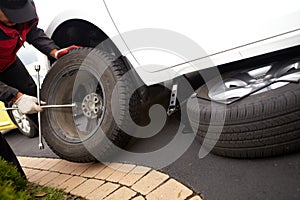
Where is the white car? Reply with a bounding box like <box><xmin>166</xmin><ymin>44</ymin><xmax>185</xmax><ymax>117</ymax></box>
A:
<box><xmin>21</xmin><ymin>0</ymin><xmax>300</xmax><ymax>161</ymax></box>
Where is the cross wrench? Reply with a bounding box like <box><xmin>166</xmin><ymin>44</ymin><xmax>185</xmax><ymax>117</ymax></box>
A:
<box><xmin>3</xmin><ymin>65</ymin><xmax>75</xmax><ymax>150</ymax></box>
<box><xmin>34</xmin><ymin>65</ymin><xmax>76</xmax><ymax>149</ymax></box>
<box><xmin>35</xmin><ymin>65</ymin><xmax>44</xmax><ymax>150</ymax></box>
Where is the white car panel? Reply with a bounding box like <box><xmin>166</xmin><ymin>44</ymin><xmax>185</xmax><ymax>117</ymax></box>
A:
<box><xmin>21</xmin><ymin>0</ymin><xmax>300</xmax><ymax>86</ymax></box>
<box><xmin>34</xmin><ymin>0</ymin><xmax>118</xmax><ymax>40</ymax></box>
<box><xmin>105</xmin><ymin>0</ymin><xmax>300</xmax><ymax>70</ymax></box>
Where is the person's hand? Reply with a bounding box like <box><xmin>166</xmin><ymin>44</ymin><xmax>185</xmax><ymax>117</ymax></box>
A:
<box><xmin>15</xmin><ymin>94</ymin><xmax>43</xmax><ymax>114</ymax></box>
<box><xmin>54</xmin><ymin>45</ymin><xmax>81</xmax><ymax>59</ymax></box>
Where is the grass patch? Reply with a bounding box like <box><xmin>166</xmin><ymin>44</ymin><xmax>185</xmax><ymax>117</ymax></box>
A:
<box><xmin>0</xmin><ymin>158</ymin><xmax>84</xmax><ymax>200</ymax></box>
<box><xmin>28</xmin><ymin>183</ymin><xmax>65</xmax><ymax>200</ymax></box>
<box><xmin>28</xmin><ymin>183</ymin><xmax>85</xmax><ymax>200</ymax></box>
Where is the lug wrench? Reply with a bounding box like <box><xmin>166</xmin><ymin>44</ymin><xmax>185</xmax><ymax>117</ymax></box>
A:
<box><xmin>35</xmin><ymin>65</ymin><xmax>44</xmax><ymax>149</ymax></box>
<box><xmin>33</xmin><ymin>65</ymin><xmax>76</xmax><ymax>149</ymax></box>
<box><xmin>2</xmin><ymin>65</ymin><xmax>76</xmax><ymax>150</ymax></box>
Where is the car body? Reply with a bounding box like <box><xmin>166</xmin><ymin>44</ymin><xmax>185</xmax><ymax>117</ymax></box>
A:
<box><xmin>28</xmin><ymin>0</ymin><xmax>300</xmax><ymax>85</ymax></box>
<box><xmin>15</xmin><ymin>0</ymin><xmax>300</xmax><ymax>160</ymax></box>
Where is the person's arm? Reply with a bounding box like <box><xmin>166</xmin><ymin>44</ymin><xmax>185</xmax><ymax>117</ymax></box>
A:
<box><xmin>0</xmin><ymin>81</ymin><xmax>19</xmax><ymax>103</ymax></box>
<box><xmin>0</xmin><ymin>81</ymin><xmax>42</xmax><ymax>114</ymax></box>
<box><xmin>26</xmin><ymin>24</ymin><xmax>81</xmax><ymax>59</ymax></box>
<box><xmin>26</xmin><ymin>24</ymin><xmax>59</xmax><ymax>58</ymax></box>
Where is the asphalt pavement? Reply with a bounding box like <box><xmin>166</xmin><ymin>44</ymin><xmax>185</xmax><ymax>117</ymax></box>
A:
<box><xmin>4</xmin><ymin>117</ymin><xmax>300</xmax><ymax>200</ymax></box>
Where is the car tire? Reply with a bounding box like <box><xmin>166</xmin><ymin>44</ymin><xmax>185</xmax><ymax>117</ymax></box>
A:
<box><xmin>41</xmin><ymin>48</ymin><xmax>139</xmax><ymax>162</ymax></box>
<box><xmin>8</xmin><ymin>107</ymin><xmax>37</xmax><ymax>138</ymax></box>
<box><xmin>188</xmin><ymin>60</ymin><xmax>300</xmax><ymax>158</ymax></box>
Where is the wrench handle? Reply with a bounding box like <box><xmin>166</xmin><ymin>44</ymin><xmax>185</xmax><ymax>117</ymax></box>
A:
<box><xmin>2</xmin><ymin>103</ymin><xmax>76</xmax><ymax>111</ymax></box>
<box><xmin>35</xmin><ymin>65</ymin><xmax>44</xmax><ymax>150</ymax></box>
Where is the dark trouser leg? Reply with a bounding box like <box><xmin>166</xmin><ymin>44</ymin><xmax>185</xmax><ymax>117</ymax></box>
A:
<box><xmin>0</xmin><ymin>57</ymin><xmax>38</xmax><ymax>127</ymax></box>
<box><xmin>0</xmin><ymin>133</ymin><xmax>26</xmax><ymax>178</ymax></box>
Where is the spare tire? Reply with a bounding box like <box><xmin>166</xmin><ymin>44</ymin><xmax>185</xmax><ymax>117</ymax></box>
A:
<box><xmin>41</xmin><ymin>48</ymin><xmax>139</xmax><ymax>162</ymax></box>
<box><xmin>188</xmin><ymin>59</ymin><xmax>300</xmax><ymax>158</ymax></box>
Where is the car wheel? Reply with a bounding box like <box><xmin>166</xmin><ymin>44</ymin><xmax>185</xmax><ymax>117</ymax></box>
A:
<box><xmin>188</xmin><ymin>58</ymin><xmax>300</xmax><ymax>158</ymax></box>
<box><xmin>41</xmin><ymin>48</ymin><xmax>139</xmax><ymax>162</ymax></box>
<box><xmin>8</xmin><ymin>105</ymin><xmax>37</xmax><ymax>138</ymax></box>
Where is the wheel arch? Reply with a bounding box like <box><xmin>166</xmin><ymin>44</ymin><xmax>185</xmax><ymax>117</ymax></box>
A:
<box><xmin>47</xmin><ymin>19</ymin><xmax>149</xmax><ymax>101</ymax></box>
<box><xmin>51</xmin><ymin>19</ymin><xmax>121</xmax><ymax>58</ymax></box>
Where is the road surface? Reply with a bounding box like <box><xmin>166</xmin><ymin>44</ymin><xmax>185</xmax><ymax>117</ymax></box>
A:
<box><xmin>5</xmin><ymin>116</ymin><xmax>300</xmax><ymax>200</ymax></box>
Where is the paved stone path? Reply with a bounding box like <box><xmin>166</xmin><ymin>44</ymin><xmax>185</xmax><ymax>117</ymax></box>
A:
<box><xmin>18</xmin><ymin>156</ymin><xmax>202</xmax><ymax>200</ymax></box>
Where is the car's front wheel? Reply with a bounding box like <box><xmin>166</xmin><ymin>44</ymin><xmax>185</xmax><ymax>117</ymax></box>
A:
<box><xmin>41</xmin><ymin>48</ymin><xmax>139</xmax><ymax>162</ymax></box>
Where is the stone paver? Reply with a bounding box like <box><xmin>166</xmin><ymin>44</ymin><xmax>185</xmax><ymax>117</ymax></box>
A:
<box><xmin>28</xmin><ymin>170</ymin><xmax>50</xmax><ymax>183</ymax></box>
<box><xmin>94</xmin><ymin>163</ymin><xmax>123</xmax><ymax>180</ymax></box>
<box><xmin>146</xmin><ymin>179</ymin><xmax>193</xmax><ymax>200</ymax></box>
<box><xmin>17</xmin><ymin>156</ymin><xmax>31</xmax><ymax>167</ymax></box>
<box><xmin>70</xmin><ymin>179</ymin><xmax>105</xmax><ymax>197</ymax></box>
<box><xmin>189</xmin><ymin>196</ymin><xmax>203</xmax><ymax>200</ymax></box>
<box><xmin>104</xmin><ymin>186</ymin><xmax>136</xmax><ymax>200</ymax></box>
<box><xmin>132</xmin><ymin>196</ymin><xmax>146</xmax><ymax>200</ymax></box>
<box><xmin>38</xmin><ymin>158</ymin><xmax>62</xmax><ymax>171</ymax></box>
<box><xmin>44</xmin><ymin>173</ymin><xmax>72</xmax><ymax>188</ymax></box>
<box><xmin>19</xmin><ymin>157</ymin><xmax>199</xmax><ymax>200</ymax></box>
<box><xmin>86</xmin><ymin>182</ymin><xmax>119</xmax><ymax>200</ymax></box>
<box><xmin>132</xmin><ymin>170</ymin><xmax>169</xmax><ymax>195</ymax></box>
<box><xmin>19</xmin><ymin>157</ymin><xmax>42</xmax><ymax>168</ymax></box>
<box><xmin>38</xmin><ymin>172</ymin><xmax>61</xmax><ymax>186</ymax></box>
<box><xmin>106</xmin><ymin>164</ymin><xmax>136</xmax><ymax>183</ymax></box>
<box><xmin>59</xmin><ymin>162</ymin><xmax>94</xmax><ymax>174</ymax></box>
<box><xmin>81</xmin><ymin>163</ymin><xmax>107</xmax><ymax>178</ymax></box>
<box><xmin>70</xmin><ymin>164</ymin><xmax>92</xmax><ymax>176</ymax></box>
<box><xmin>27</xmin><ymin>158</ymin><xmax>48</xmax><ymax>169</ymax></box>
<box><xmin>49</xmin><ymin>160</ymin><xmax>74</xmax><ymax>172</ymax></box>
<box><xmin>23</xmin><ymin>168</ymin><xmax>40</xmax><ymax>178</ymax></box>
<box><xmin>58</xmin><ymin>176</ymin><xmax>87</xmax><ymax>193</ymax></box>
<box><xmin>119</xmin><ymin>166</ymin><xmax>151</xmax><ymax>187</ymax></box>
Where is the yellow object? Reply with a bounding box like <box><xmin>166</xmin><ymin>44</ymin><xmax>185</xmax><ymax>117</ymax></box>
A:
<box><xmin>0</xmin><ymin>101</ymin><xmax>17</xmax><ymax>131</ymax></box>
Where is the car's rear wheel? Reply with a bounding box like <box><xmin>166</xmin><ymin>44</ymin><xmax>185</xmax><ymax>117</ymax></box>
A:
<box><xmin>188</xmin><ymin>58</ymin><xmax>300</xmax><ymax>158</ymax></box>
<box><xmin>41</xmin><ymin>48</ymin><xmax>139</xmax><ymax>162</ymax></box>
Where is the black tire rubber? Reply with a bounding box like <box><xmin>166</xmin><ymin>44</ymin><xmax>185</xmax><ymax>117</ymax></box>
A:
<box><xmin>7</xmin><ymin>110</ymin><xmax>37</xmax><ymax>138</ymax></box>
<box><xmin>188</xmin><ymin>77</ymin><xmax>300</xmax><ymax>158</ymax></box>
<box><xmin>41</xmin><ymin>48</ymin><xmax>139</xmax><ymax>162</ymax></box>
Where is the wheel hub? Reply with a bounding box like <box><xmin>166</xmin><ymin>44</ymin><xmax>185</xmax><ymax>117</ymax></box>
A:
<box><xmin>207</xmin><ymin>61</ymin><xmax>300</xmax><ymax>104</ymax></box>
<box><xmin>81</xmin><ymin>93</ymin><xmax>103</xmax><ymax>119</ymax></box>
<box><xmin>248</xmin><ymin>74</ymin><xmax>272</xmax><ymax>88</ymax></box>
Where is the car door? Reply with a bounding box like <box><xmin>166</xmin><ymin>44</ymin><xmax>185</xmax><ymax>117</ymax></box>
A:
<box><xmin>104</xmin><ymin>0</ymin><xmax>300</xmax><ymax>73</ymax></box>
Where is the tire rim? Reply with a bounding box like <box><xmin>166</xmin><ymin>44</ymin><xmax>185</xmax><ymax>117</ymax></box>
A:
<box><xmin>47</xmin><ymin>66</ymin><xmax>106</xmax><ymax>143</ymax></box>
<box><xmin>11</xmin><ymin>105</ymin><xmax>31</xmax><ymax>134</ymax></box>
<box><xmin>208</xmin><ymin>61</ymin><xmax>300</xmax><ymax>102</ymax></box>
